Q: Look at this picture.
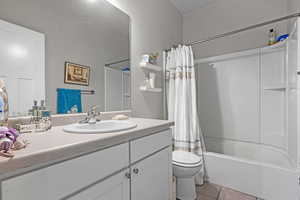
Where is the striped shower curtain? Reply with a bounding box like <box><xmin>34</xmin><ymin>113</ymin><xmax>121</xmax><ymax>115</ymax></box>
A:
<box><xmin>166</xmin><ymin>45</ymin><xmax>205</xmax><ymax>185</ymax></box>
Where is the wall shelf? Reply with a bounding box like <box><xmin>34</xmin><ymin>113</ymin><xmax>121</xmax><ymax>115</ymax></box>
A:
<box><xmin>139</xmin><ymin>61</ymin><xmax>162</xmax><ymax>94</ymax></box>
<box><xmin>196</xmin><ymin>41</ymin><xmax>287</xmax><ymax>64</ymax></box>
<box><xmin>139</xmin><ymin>62</ymin><xmax>162</xmax><ymax>72</ymax></box>
<box><xmin>122</xmin><ymin>71</ymin><xmax>131</xmax><ymax>74</ymax></box>
<box><xmin>261</xmin><ymin>40</ymin><xmax>287</xmax><ymax>53</ymax></box>
<box><xmin>139</xmin><ymin>87</ymin><xmax>162</xmax><ymax>93</ymax></box>
<box><xmin>263</xmin><ymin>83</ymin><xmax>297</xmax><ymax>91</ymax></box>
<box><xmin>263</xmin><ymin>86</ymin><xmax>287</xmax><ymax>91</ymax></box>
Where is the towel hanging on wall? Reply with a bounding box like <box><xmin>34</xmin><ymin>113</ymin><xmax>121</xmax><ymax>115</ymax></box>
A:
<box><xmin>57</xmin><ymin>88</ymin><xmax>82</xmax><ymax>114</ymax></box>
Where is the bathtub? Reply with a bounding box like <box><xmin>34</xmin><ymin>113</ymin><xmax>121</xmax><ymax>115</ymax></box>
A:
<box><xmin>204</xmin><ymin>139</ymin><xmax>300</xmax><ymax>200</ymax></box>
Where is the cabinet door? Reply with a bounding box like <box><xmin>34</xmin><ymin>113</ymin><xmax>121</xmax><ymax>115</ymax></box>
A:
<box><xmin>68</xmin><ymin>169</ymin><xmax>130</xmax><ymax>200</ymax></box>
<box><xmin>131</xmin><ymin>147</ymin><xmax>172</xmax><ymax>200</ymax></box>
<box><xmin>2</xmin><ymin>143</ymin><xmax>129</xmax><ymax>200</ymax></box>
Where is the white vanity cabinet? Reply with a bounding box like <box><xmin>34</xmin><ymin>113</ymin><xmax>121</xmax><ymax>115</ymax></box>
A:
<box><xmin>1</xmin><ymin>129</ymin><xmax>172</xmax><ymax>200</ymax></box>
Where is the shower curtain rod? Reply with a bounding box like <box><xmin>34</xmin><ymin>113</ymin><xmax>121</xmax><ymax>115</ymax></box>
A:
<box><xmin>105</xmin><ymin>58</ymin><xmax>130</xmax><ymax>67</ymax></box>
<box><xmin>165</xmin><ymin>12</ymin><xmax>300</xmax><ymax>51</ymax></box>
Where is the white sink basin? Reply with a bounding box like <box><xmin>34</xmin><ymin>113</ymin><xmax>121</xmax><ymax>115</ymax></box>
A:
<box><xmin>63</xmin><ymin>120</ymin><xmax>137</xmax><ymax>134</ymax></box>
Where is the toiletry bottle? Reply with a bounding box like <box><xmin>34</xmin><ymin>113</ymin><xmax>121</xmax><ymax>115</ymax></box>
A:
<box><xmin>33</xmin><ymin>100</ymin><xmax>38</xmax><ymax>119</ymax></box>
<box><xmin>38</xmin><ymin>100</ymin><xmax>46</xmax><ymax>119</ymax></box>
<box><xmin>0</xmin><ymin>80</ymin><xmax>9</xmax><ymax>127</ymax></box>
<box><xmin>149</xmin><ymin>72</ymin><xmax>156</xmax><ymax>89</ymax></box>
<box><xmin>268</xmin><ymin>29</ymin><xmax>277</xmax><ymax>45</ymax></box>
<box><xmin>43</xmin><ymin>110</ymin><xmax>52</xmax><ymax>131</ymax></box>
<box><xmin>40</xmin><ymin>100</ymin><xmax>46</xmax><ymax>110</ymax></box>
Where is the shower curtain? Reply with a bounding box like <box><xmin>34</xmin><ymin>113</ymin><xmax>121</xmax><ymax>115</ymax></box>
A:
<box><xmin>166</xmin><ymin>45</ymin><xmax>205</xmax><ymax>185</ymax></box>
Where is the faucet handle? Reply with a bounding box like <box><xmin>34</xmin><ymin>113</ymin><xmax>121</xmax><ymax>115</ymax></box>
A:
<box><xmin>90</xmin><ymin>105</ymin><xmax>99</xmax><ymax>110</ymax></box>
<box><xmin>87</xmin><ymin>105</ymin><xmax>97</xmax><ymax>115</ymax></box>
<box><xmin>86</xmin><ymin>106</ymin><xmax>101</xmax><ymax>124</ymax></box>
<box><xmin>88</xmin><ymin>105</ymin><xmax>100</xmax><ymax>113</ymax></box>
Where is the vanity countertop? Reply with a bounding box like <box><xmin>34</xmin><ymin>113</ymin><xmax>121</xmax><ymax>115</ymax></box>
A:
<box><xmin>0</xmin><ymin>118</ymin><xmax>174</xmax><ymax>178</ymax></box>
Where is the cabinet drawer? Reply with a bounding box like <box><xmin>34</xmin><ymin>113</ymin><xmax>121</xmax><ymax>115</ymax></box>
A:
<box><xmin>2</xmin><ymin>143</ymin><xmax>129</xmax><ymax>200</ymax></box>
<box><xmin>130</xmin><ymin>129</ymin><xmax>172</xmax><ymax>163</ymax></box>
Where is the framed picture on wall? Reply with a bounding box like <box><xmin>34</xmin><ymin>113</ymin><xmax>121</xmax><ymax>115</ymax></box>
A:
<box><xmin>64</xmin><ymin>62</ymin><xmax>90</xmax><ymax>86</ymax></box>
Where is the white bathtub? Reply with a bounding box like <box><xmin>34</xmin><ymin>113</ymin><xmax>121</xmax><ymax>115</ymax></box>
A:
<box><xmin>204</xmin><ymin>151</ymin><xmax>300</xmax><ymax>200</ymax></box>
<box><xmin>204</xmin><ymin>137</ymin><xmax>296</xmax><ymax>169</ymax></box>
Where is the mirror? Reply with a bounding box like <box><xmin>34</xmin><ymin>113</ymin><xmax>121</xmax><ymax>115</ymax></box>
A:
<box><xmin>0</xmin><ymin>0</ymin><xmax>130</xmax><ymax>116</ymax></box>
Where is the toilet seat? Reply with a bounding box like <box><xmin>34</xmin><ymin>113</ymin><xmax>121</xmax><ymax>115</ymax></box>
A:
<box><xmin>172</xmin><ymin>151</ymin><xmax>202</xmax><ymax>167</ymax></box>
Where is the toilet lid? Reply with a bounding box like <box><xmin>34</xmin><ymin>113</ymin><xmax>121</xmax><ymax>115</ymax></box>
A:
<box><xmin>172</xmin><ymin>151</ymin><xmax>202</xmax><ymax>166</ymax></box>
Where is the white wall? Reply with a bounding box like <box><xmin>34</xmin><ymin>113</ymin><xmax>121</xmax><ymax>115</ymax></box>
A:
<box><xmin>287</xmin><ymin>0</ymin><xmax>300</xmax><ymax>14</ymax></box>
<box><xmin>107</xmin><ymin>0</ymin><xmax>182</xmax><ymax>119</ymax></box>
<box><xmin>183</xmin><ymin>0</ymin><xmax>289</xmax><ymax>59</ymax></box>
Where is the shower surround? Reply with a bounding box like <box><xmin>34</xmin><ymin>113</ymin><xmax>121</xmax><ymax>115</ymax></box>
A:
<box><xmin>194</xmin><ymin>18</ymin><xmax>300</xmax><ymax>200</ymax></box>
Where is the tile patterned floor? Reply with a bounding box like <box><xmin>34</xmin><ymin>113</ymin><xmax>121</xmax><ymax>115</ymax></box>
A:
<box><xmin>196</xmin><ymin>183</ymin><xmax>257</xmax><ymax>200</ymax></box>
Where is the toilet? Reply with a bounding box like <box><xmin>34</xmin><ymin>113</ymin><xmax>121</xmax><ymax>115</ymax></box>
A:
<box><xmin>172</xmin><ymin>151</ymin><xmax>202</xmax><ymax>200</ymax></box>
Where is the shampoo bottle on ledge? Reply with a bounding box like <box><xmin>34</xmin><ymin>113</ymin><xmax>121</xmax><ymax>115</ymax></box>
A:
<box><xmin>268</xmin><ymin>29</ymin><xmax>277</xmax><ymax>45</ymax></box>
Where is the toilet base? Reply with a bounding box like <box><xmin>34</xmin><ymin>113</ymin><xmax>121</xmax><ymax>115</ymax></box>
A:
<box><xmin>176</xmin><ymin>177</ymin><xmax>196</xmax><ymax>200</ymax></box>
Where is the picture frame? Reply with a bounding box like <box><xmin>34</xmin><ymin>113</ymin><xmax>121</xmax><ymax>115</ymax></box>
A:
<box><xmin>64</xmin><ymin>62</ymin><xmax>90</xmax><ymax>86</ymax></box>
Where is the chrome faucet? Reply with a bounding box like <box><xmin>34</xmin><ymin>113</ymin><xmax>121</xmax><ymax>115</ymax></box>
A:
<box><xmin>79</xmin><ymin>105</ymin><xmax>101</xmax><ymax>124</ymax></box>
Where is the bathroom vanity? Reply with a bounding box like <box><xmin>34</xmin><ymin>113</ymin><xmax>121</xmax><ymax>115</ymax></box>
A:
<box><xmin>0</xmin><ymin>0</ymin><xmax>175</xmax><ymax>198</ymax></box>
<box><xmin>0</xmin><ymin>118</ymin><xmax>174</xmax><ymax>200</ymax></box>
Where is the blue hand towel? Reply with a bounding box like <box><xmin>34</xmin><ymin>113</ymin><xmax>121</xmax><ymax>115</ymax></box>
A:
<box><xmin>57</xmin><ymin>88</ymin><xmax>82</xmax><ymax>114</ymax></box>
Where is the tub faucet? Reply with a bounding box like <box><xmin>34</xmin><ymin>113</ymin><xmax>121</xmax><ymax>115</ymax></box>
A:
<box><xmin>79</xmin><ymin>105</ymin><xmax>101</xmax><ymax>124</ymax></box>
